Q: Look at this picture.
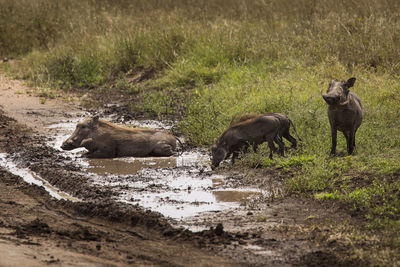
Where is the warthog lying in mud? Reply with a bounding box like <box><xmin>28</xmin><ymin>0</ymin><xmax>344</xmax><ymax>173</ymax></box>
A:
<box><xmin>230</xmin><ymin>112</ymin><xmax>299</xmax><ymax>149</ymax></box>
<box><xmin>61</xmin><ymin>116</ymin><xmax>178</xmax><ymax>158</ymax></box>
<box><xmin>321</xmin><ymin>77</ymin><xmax>363</xmax><ymax>155</ymax></box>
<box><xmin>211</xmin><ymin>115</ymin><xmax>284</xmax><ymax>169</ymax></box>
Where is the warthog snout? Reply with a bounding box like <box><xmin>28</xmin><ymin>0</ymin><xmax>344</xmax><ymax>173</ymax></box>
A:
<box><xmin>61</xmin><ymin>140</ymin><xmax>75</xmax><ymax>150</ymax></box>
<box><xmin>210</xmin><ymin>141</ymin><xmax>226</xmax><ymax>170</ymax></box>
<box><xmin>322</xmin><ymin>94</ymin><xmax>340</xmax><ymax>105</ymax></box>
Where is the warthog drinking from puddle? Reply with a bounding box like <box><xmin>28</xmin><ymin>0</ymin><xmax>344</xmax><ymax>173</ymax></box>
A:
<box><xmin>321</xmin><ymin>77</ymin><xmax>363</xmax><ymax>155</ymax></box>
<box><xmin>230</xmin><ymin>112</ymin><xmax>299</xmax><ymax>149</ymax></box>
<box><xmin>61</xmin><ymin>116</ymin><xmax>178</xmax><ymax>158</ymax></box>
<box><xmin>211</xmin><ymin>115</ymin><xmax>284</xmax><ymax>169</ymax></box>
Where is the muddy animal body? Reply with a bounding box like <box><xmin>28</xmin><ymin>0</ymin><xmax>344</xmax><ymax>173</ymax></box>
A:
<box><xmin>61</xmin><ymin>116</ymin><xmax>177</xmax><ymax>158</ymax></box>
<box><xmin>321</xmin><ymin>77</ymin><xmax>363</xmax><ymax>155</ymax></box>
<box><xmin>230</xmin><ymin>112</ymin><xmax>298</xmax><ymax>148</ymax></box>
<box><xmin>211</xmin><ymin>115</ymin><xmax>284</xmax><ymax>169</ymax></box>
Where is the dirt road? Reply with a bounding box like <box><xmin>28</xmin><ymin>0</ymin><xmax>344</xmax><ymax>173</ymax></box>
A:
<box><xmin>0</xmin><ymin>74</ymin><xmax>363</xmax><ymax>266</ymax></box>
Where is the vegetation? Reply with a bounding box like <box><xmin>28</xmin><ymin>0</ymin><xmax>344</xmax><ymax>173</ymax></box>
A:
<box><xmin>1</xmin><ymin>0</ymin><xmax>399</xmax><ymax>264</ymax></box>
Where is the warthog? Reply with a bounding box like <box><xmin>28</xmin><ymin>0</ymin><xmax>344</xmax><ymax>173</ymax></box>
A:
<box><xmin>230</xmin><ymin>112</ymin><xmax>299</xmax><ymax>149</ymax></box>
<box><xmin>321</xmin><ymin>77</ymin><xmax>363</xmax><ymax>155</ymax></box>
<box><xmin>211</xmin><ymin>115</ymin><xmax>284</xmax><ymax>169</ymax></box>
<box><xmin>61</xmin><ymin>116</ymin><xmax>178</xmax><ymax>158</ymax></box>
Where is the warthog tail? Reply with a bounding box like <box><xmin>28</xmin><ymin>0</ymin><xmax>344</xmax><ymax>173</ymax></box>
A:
<box><xmin>289</xmin><ymin>119</ymin><xmax>302</xmax><ymax>142</ymax></box>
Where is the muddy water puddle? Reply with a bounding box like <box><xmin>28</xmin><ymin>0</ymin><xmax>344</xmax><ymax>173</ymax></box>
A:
<box><xmin>82</xmin><ymin>151</ymin><xmax>266</xmax><ymax>220</ymax></box>
<box><xmin>0</xmin><ymin>153</ymin><xmax>80</xmax><ymax>202</ymax></box>
<box><xmin>44</xmin><ymin>118</ymin><xmax>269</xmax><ymax>221</ymax></box>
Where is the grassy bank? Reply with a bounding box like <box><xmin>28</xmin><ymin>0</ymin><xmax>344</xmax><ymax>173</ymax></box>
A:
<box><xmin>1</xmin><ymin>0</ymin><xmax>399</xmax><ymax>264</ymax></box>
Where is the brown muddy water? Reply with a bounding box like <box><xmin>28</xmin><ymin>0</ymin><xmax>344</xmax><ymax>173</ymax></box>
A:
<box><xmin>3</xmin><ymin>116</ymin><xmax>269</xmax><ymax>228</ymax></box>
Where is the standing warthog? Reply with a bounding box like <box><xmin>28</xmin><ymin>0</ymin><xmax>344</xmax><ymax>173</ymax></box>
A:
<box><xmin>321</xmin><ymin>77</ymin><xmax>363</xmax><ymax>155</ymax></box>
<box><xmin>230</xmin><ymin>112</ymin><xmax>299</xmax><ymax>149</ymax></box>
<box><xmin>61</xmin><ymin>116</ymin><xmax>178</xmax><ymax>158</ymax></box>
<box><xmin>211</xmin><ymin>115</ymin><xmax>284</xmax><ymax>169</ymax></box>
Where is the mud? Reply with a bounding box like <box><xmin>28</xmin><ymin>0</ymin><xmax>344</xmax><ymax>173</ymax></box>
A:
<box><xmin>0</xmin><ymin>152</ymin><xmax>79</xmax><ymax>201</ymax></box>
<box><xmin>0</xmin><ymin>74</ymin><xmax>366</xmax><ymax>266</ymax></box>
<box><xmin>45</xmin><ymin>114</ymin><xmax>270</xmax><ymax>221</ymax></box>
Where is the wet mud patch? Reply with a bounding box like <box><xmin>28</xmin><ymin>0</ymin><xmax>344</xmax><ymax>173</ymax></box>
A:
<box><xmin>0</xmin><ymin>108</ymin><xmax>255</xmax><ymax>237</ymax></box>
<box><xmin>40</xmin><ymin>115</ymin><xmax>365</xmax><ymax>266</ymax></box>
<box><xmin>0</xmin><ymin>171</ymin><xmax>243</xmax><ymax>266</ymax></box>
<box><xmin>0</xmin><ymin>153</ymin><xmax>80</xmax><ymax>201</ymax></box>
<box><xmin>45</xmin><ymin>115</ymin><xmax>271</xmax><ymax>222</ymax></box>
<box><xmin>0</xmin><ymin>100</ymin><xmax>372</xmax><ymax>266</ymax></box>
<box><xmin>0</xmin><ymin>151</ymin><xmax>245</xmax><ymax>265</ymax></box>
<box><xmin>16</xmin><ymin>219</ymin><xmax>52</xmax><ymax>237</ymax></box>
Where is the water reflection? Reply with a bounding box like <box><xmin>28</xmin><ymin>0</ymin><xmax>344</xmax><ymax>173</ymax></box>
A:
<box><xmin>213</xmin><ymin>190</ymin><xmax>262</xmax><ymax>202</ymax></box>
<box><xmin>212</xmin><ymin>178</ymin><xmax>225</xmax><ymax>187</ymax></box>
<box><xmin>87</xmin><ymin>157</ymin><xmax>176</xmax><ymax>175</ymax></box>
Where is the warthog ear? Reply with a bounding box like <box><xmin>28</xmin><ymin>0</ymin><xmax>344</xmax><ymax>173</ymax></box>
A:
<box><xmin>344</xmin><ymin>77</ymin><xmax>356</xmax><ymax>88</ymax></box>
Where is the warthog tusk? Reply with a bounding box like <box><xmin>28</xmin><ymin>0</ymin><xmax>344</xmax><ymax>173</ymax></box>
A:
<box><xmin>320</xmin><ymin>88</ymin><xmax>325</xmax><ymax>95</ymax></box>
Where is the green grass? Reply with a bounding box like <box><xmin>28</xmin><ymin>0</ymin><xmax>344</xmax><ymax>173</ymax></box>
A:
<box><xmin>1</xmin><ymin>0</ymin><xmax>400</xmax><ymax>264</ymax></box>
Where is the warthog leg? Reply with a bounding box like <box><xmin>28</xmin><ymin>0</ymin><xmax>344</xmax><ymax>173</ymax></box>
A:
<box><xmin>81</xmin><ymin>139</ymin><xmax>116</xmax><ymax>158</ymax></box>
<box><xmin>231</xmin><ymin>142</ymin><xmax>249</xmax><ymax>165</ymax></box>
<box><xmin>343</xmin><ymin>130</ymin><xmax>355</xmax><ymax>155</ymax></box>
<box><xmin>283</xmin><ymin>132</ymin><xmax>297</xmax><ymax>149</ymax></box>
<box><xmin>274</xmin><ymin>136</ymin><xmax>285</xmax><ymax>157</ymax></box>
<box><xmin>267</xmin><ymin>140</ymin><xmax>275</xmax><ymax>159</ymax></box>
<box><xmin>153</xmin><ymin>142</ymin><xmax>174</xmax><ymax>156</ymax></box>
<box><xmin>330</xmin><ymin>126</ymin><xmax>337</xmax><ymax>155</ymax></box>
<box><xmin>346</xmin><ymin>130</ymin><xmax>356</xmax><ymax>155</ymax></box>
<box><xmin>83</xmin><ymin>148</ymin><xmax>116</xmax><ymax>158</ymax></box>
<box><xmin>231</xmin><ymin>151</ymin><xmax>239</xmax><ymax>164</ymax></box>
<box><xmin>80</xmin><ymin>138</ymin><xmax>95</xmax><ymax>151</ymax></box>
